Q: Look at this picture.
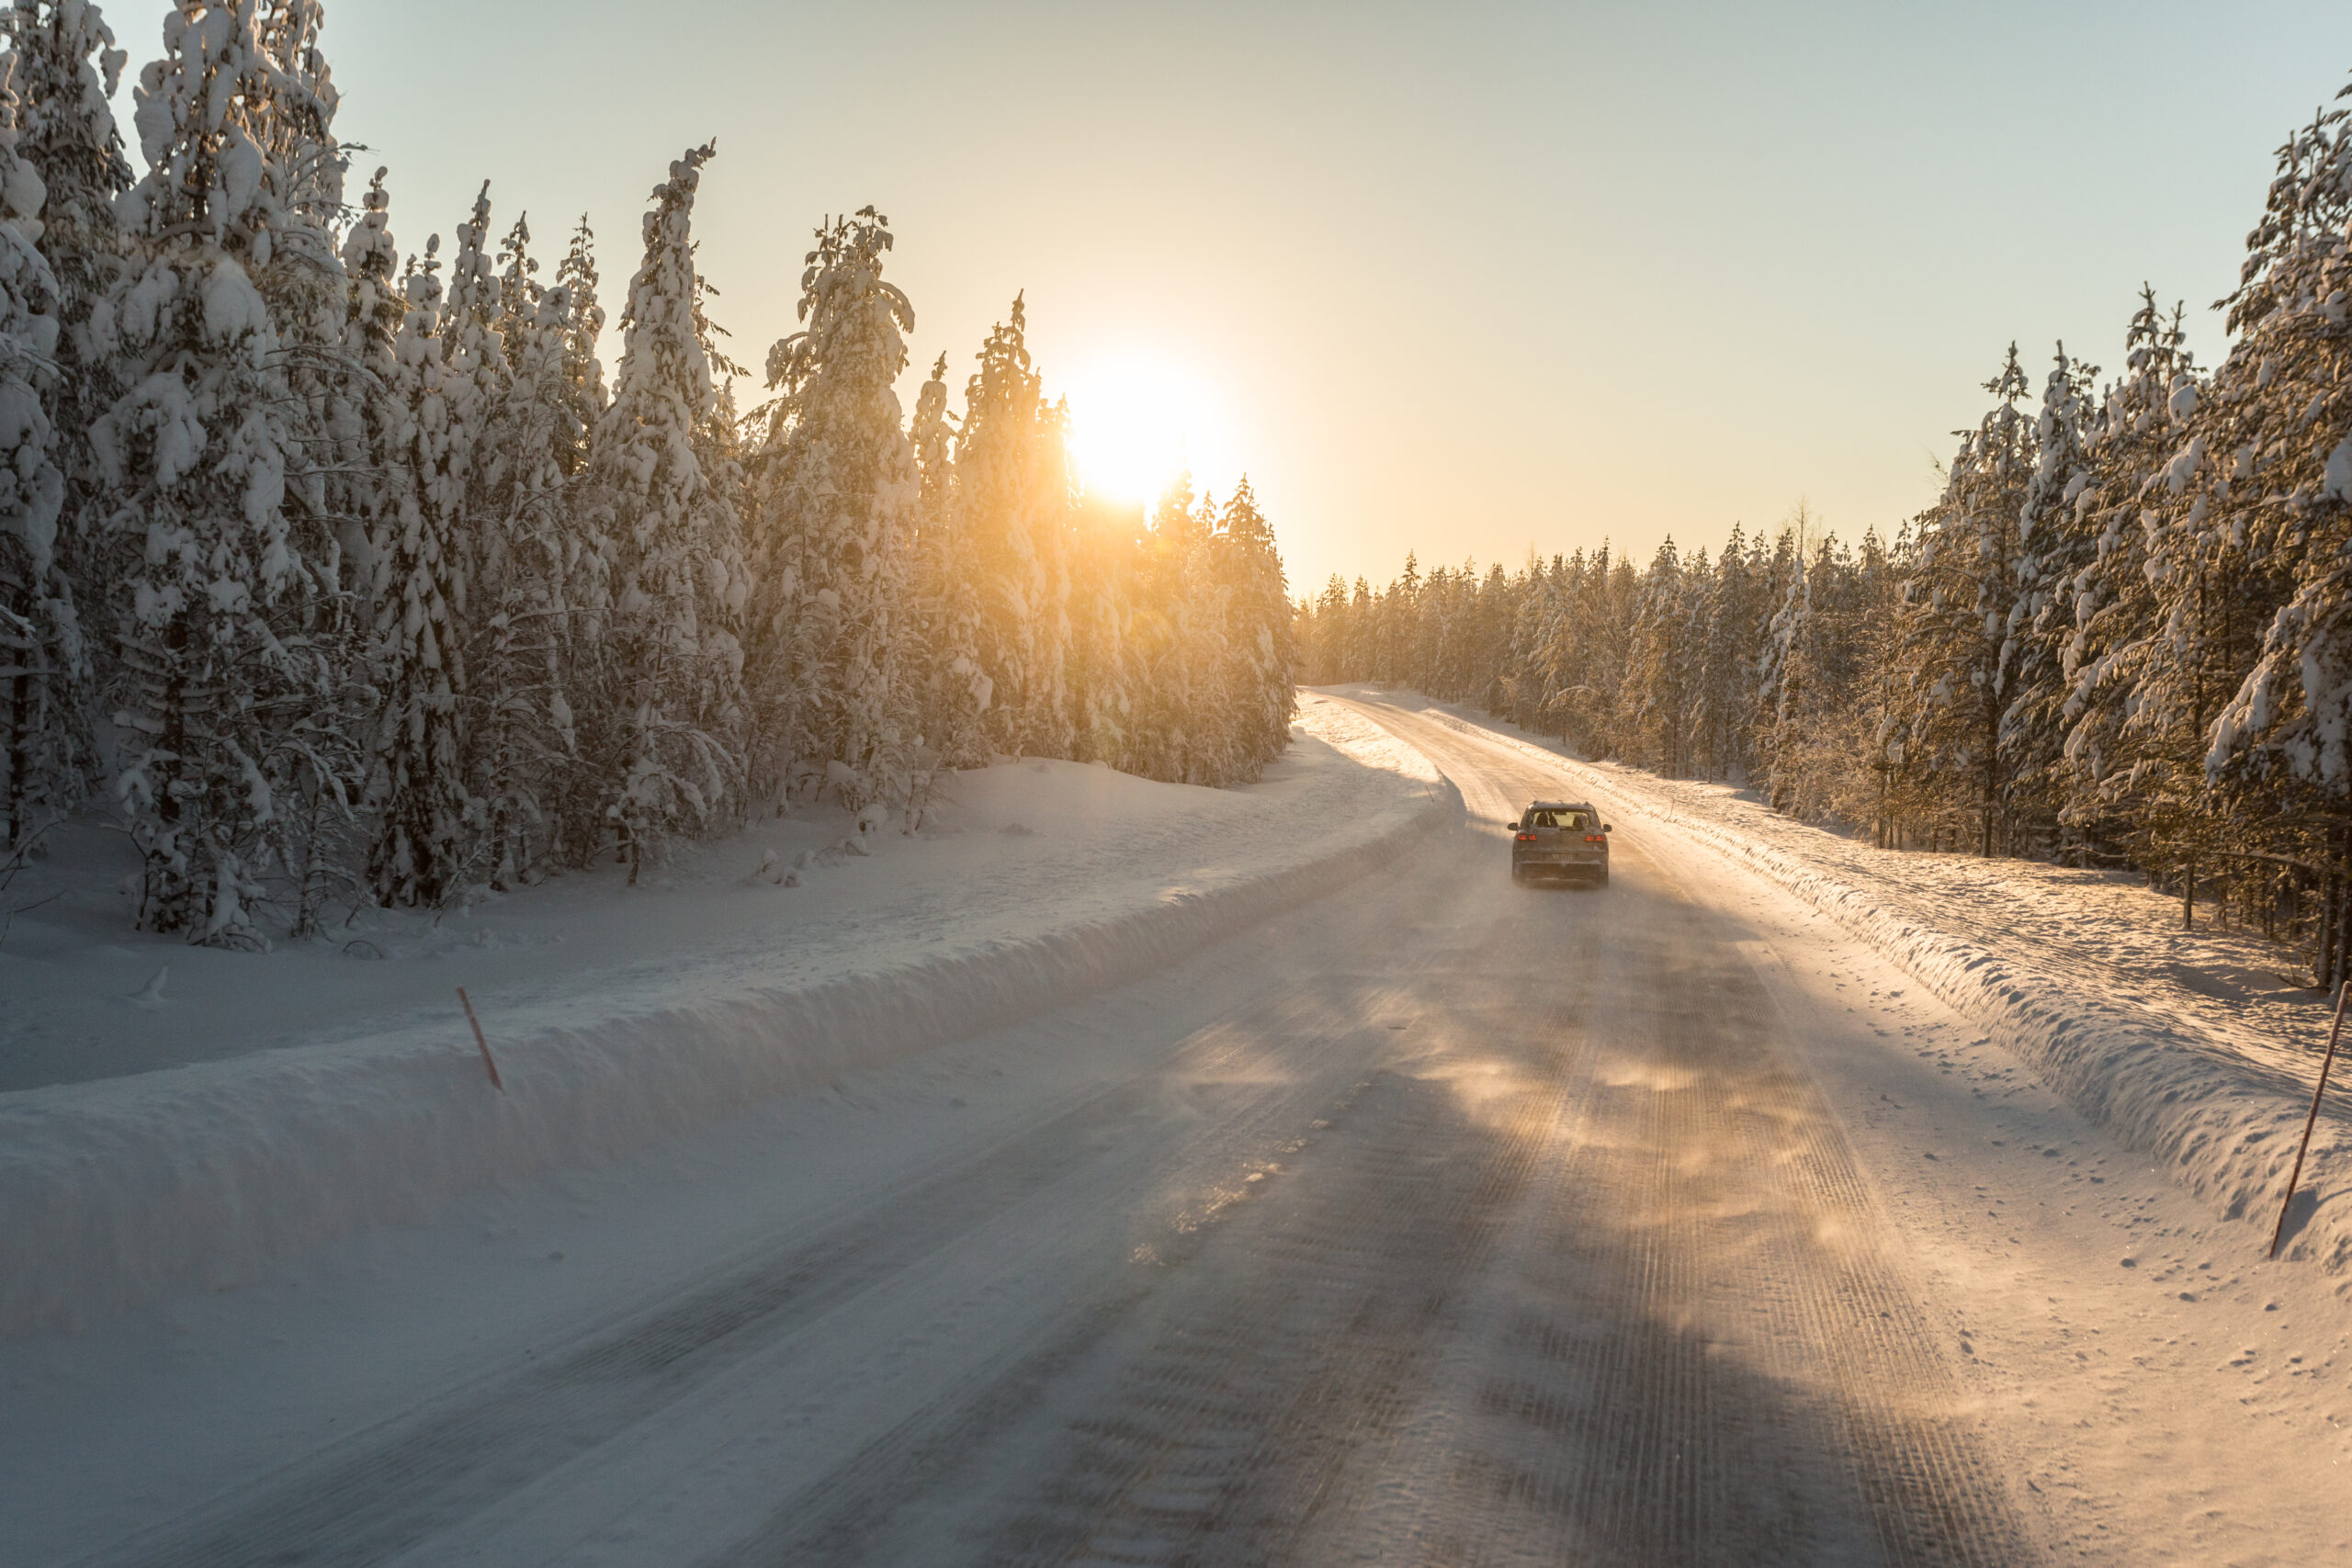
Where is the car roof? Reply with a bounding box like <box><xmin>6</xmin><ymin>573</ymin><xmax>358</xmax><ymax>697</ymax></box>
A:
<box><xmin>1525</xmin><ymin>799</ymin><xmax>1596</xmax><ymax>812</ymax></box>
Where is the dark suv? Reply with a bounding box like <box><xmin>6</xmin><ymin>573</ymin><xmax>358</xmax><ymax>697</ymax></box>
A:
<box><xmin>1510</xmin><ymin>800</ymin><xmax>1611</xmax><ymax>886</ymax></box>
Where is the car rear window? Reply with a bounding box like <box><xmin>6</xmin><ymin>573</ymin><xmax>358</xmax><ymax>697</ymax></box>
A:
<box><xmin>1526</xmin><ymin>809</ymin><xmax>1591</xmax><ymax>830</ymax></box>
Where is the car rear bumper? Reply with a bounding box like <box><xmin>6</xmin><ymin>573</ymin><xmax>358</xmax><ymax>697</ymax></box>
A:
<box><xmin>1514</xmin><ymin>854</ymin><xmax>1607</xmax><ymax>874</ymax></box>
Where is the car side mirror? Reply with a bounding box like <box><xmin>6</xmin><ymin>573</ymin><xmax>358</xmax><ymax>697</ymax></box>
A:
<box><xmin>1602</xmin><ymin>824</ymin><xmax>1613</xmax><ymax>833</ymax></box>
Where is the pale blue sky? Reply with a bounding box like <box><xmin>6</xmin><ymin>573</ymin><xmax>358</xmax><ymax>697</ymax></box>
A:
<box><xmin>136</xmin><ymin>1</ymin><xmax>2352</xmax><ymax>589</ymax></box>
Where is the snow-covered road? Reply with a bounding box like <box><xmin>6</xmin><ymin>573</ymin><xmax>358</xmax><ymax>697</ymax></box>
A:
<box><xmin>7</xmin><ymin>693</ymin><xmax>2346</xmax><ymax>1565</ymax></box>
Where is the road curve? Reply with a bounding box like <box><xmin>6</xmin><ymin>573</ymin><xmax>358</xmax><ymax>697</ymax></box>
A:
<box><xmin>59</xmin><ymin>690</ymin><xmax>2037</xmax><ymax>1568</ymax></box>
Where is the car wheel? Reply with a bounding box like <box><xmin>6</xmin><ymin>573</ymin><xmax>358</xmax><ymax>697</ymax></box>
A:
<box><xmin>1596</xmin><ymin>870</ymin><xmax>1610</xmax><ymax>888</ymax></box>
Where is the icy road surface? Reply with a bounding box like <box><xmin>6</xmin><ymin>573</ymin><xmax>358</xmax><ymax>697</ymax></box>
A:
<box><xmin>8</xmin><ymin>692</ymin><xmax>2347</xmax><ymax>1565</ymax></box>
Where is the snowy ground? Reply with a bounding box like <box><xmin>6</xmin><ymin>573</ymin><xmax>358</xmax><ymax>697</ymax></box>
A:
<box><xmin>0</xmin><ymin>697</ymin><xmax>1435</xmax><ymax>1095</ymax></box>
<box><xmin>0</xmin><ymin>695</ymin><xmax>1448</xmax><ymax>1336</ymax></box>
<box><xmin>1360</xmin><ymin>689</ymin><xmax>2352</xmax><ymax>1279</ymax></box>
<box><xmin>5</xmin><ymin>690</ymin><xmax>2347</xmax><ymax>1566</ymax></box>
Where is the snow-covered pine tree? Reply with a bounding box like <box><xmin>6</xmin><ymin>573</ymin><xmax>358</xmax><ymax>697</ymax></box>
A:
<box><xmin>1498</xmin><ymin>558</ymin><xmax>1550</xmax><ymax>726</ymax></box>
<box><xmin>428</xmin><ymin>186</ymin><xmax>546</xmax><ymax>895</ymax></box>
<box><xmin>2069</xmin><ymin>293</ymin><xmax>2211</xmax><ymax>860</ymax></box>
<box><xmin>551</xmin><ymin>215</ymin><xmax>605</xmax><ymax>480</ymax></box>
<box><xmin>1996</xmin><ymin>344</ymin><xmax>2098</xmax><ymax>844</ymax></box>
<box><xmin>1624</xmin><ymin>537</ymin><xmax>1690</xmax><ymax>774</ymax></box>
<box><xmin>361</xmin><ymin>230</ymin><xmax>473</xmax><ymax>906</ymax></box>
<box><xmin>5</xmin><ymin>1</ymin><xmax>125</xmax><ymax>232</ymax></box>
<box><xmin>1182</xmin><ymin>487</ymin><xmax>1242</xmax><ymax>783</ymax></box>
<box><xmin>537</xmin><ymin>214</ymin><xmax>612</xmax><ymax>863</ymax></box>
<box><xmin>1695</xmin><ymin>523</ymin><xmax>1763</xmax><ymax>780</ymax></box>
<box><xmin>0</xmin><ymin>44</ymin><xmax>66</xmax><ymax>850</ymax></box>
<box><xmin>1304</xmin><ymin>573</ymin><xmax>1348</xmax><ymax>684</ymax></box>
<box><xmin>326</xmin><ymin>164</ymin><xmax>394</xmax><ymax>572</ymax></box>
<box><xmin>586</xmin><ymin>142</ymin><xmax>748</xmax><ymax>882</ymax></box>
<box><xmin>1065</xmin><ymin>489</ymin><xmax>1134</xmax><ymax>769</ymax></box>
<box><xmin>906</xmin><ymin>349</ymin><xmax>988</xmax><ymax>770</ymax></box>
<box><xmin>0</xmin><ymin>1</ymin><xmax>130</xmax><ymax>843</ymax></box>
<box><xmin>1123</xmin><ymin>472</ymin><xmax>1214</xmax><ymax>781</ymax></box>
<box><xmin>2040</xmin><ymin>297</ymin><xmax>2194</xmax><ymax>864</ymax></box>
<box><xmin>741</xmin><ymin>206</ymin><xmax>922</xmax><ymax>816</ymax></box>
<box><xmin>2196</xmin><ymin>79</ymin><xmax>2352</xmax><ymax>877</ymax></box>
<box><xmin>96</xmin><ymin>0</ymin><xmax>349</xmax><ymax>941</ymax></box>
<box><xmin>1213</xmin><ymin>477</ymin><xmax>1294</xmax><ymax>774</ymax></box>
<box><xmin>458</xmin><ymin>210</ymin><xmax>585</xmax><ymax>886</ymax></box>
<box><xmin>1894</xmin><ymin>346</ymin><xmax>2036</xmax><ymax>856</ymax></box>
<box><xmin>953</xmin><ymin>293</ymin><xmax>1071</xmax><ymax>761</ymax></box>
<box><xmin>1754</xmin><ymin>538</ymin><xmax>1812</xmax><ymax>808</ymax></box>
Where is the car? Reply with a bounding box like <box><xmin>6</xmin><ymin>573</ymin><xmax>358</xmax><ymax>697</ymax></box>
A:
<box><xmin>1510</xmin><ymin>799</ymin><xmax>1611</xmax><ymax>886</ymax></box>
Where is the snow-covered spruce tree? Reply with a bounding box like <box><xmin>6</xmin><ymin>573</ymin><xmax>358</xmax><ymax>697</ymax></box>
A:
<box><xmin>407</xmin><ymin>186</ymin><xmax>566</xmax><ymax>897</ymax></box>
<box><xmin>1894</xmin><ymin>346</ymin><xmax>2036</xmax><ymax>856</ymax></box>
<box><xmin>0</xmin><ymin>1</ymin><xmax>131</xmax><ymax>841</ymax></box>
<box><xmin>359</xmin><ymin>228</ymin><xmax>478</xmax><ymax>907</ymax></box>
<box><xmin>741</xmin><ymin>206</ymin><xmax>922</xmax><ymax>816</ymax></box>
<box><xmin>1624</xmin><ymin>537</ymin><xmax>1692</xmax><ymax>774</ymax></box>
<box><xmin>1996</xmin><ymin>344</ymin><xmax>2099</xmax><ymax>843</ymax></box>
<box><xmin>1123</xmin><ymin>472</ymin><xmax>1216</xmax><ymax>782</ymax></box>
<box><xmin>0</xmin><ymin>48</ymin><xmax>66</xmax><ymax>850</ymax></box>
<box><xmin>1754</xmin><ymin>539</ymin><xmax>1813</xmax><ymax>809</ymax></box>
<box><xmin>584</xmin><ymin>142</ymin><xmax>748</xmax><ymax>883</ymax></box>
<box><xmin>1211</xmin><ymin>477</ymin><xmax>1294</xmax><ymax>775</ymax></box>
<box><xmin>905</xmin><ymin>349</ymin><xmax>989</xmax><ymax>771</ymax></box>
<box><xmin>550</xmin><ymin>216</ymin><xmax>605</xmax><ymax>480</ymax></box>
<box><xmin>2055</xmin><ymin>294</ymin><xmax>2200</xmax><ymax>866</ymax></box>
<box><xmin>953</xmin><ymin>293</ymin><xmax>1070</xmax><ymax>760</ymax></box>
<box><xmin>1181</xmin><ymin>487</ymin><xmax>1241</xmax><ymax>784</ymax></box>
<box><xmin>96</xmin><ymin>0</ymin><xmax>350</xmax><ymax>941</ymax></box>
<box><xmin>535</xmin><ymin>214</ymin><xmax>611</xmax><ymax>863</ymax></box>
<box><xmin>2194</xmin><ymin>80</ymin><xmax>2352</xmax><ymax>894</ymax></box>
<box><xmin>1065</xmin><ymin>489</ymin><xmax>1134</xmax><ymax>770</ymax></box>
<box><xmin>6</xmin><ymin>1</ymin><xmax>125</xmax><ymax>232</ymax></box>
<box><xmin>1696</xmin><ymin>523</ymin><xmax>1765</xmax><ymax>781</ymax></box>
<box><xmin>1301</xmin><ymin>573</ymin><xmax>1344</xmax><ymax>684</ymax></box>
<box><xmin>1498</xmin><ymin>558</ymin><xmax>1551</xmax><ymax>726</ymax></box>
<box><xmin>456</xmin><ymin>211</ymin><xmax>589</xmax><ymax>886</ymax></box>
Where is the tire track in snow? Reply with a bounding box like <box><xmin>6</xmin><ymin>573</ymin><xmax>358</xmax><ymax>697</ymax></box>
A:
<box><xmin>1321</xmin><ymin>695</ymin><xmax>2039</xmax><ymax>1566</ymax></box>
<box><xmin>73</xmin><ymin>911</ymin><xmax>1457</xmax><ymax>1568</ymax></box>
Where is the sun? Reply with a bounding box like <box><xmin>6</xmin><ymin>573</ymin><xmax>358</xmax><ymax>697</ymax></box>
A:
<box><xmin>1062</xmin><ymin>357</ymin><xmax>1239</xmax><ymax>508</ymax></box>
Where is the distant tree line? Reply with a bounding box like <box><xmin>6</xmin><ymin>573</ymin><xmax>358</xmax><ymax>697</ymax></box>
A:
<box><xmin>0</xmin><ymin>0</ymin><xmax>1295</xmax><ymax>944</ymax></box>
<box><xmin>1298</xmin><ymin>73</ymin><xmax>2352</xmax><ymax>984</ymax></box>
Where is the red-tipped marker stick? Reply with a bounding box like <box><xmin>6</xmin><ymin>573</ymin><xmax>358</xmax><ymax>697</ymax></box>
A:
<box><xmin>2270</xmin><ymin>978</ymin><xmax>2347</xmax><ymax>1260</ymax></box>
<box><xmin>458</xmin><ymin>987</ymin><xmax>504</xmax><ymax>1092</ymax></box>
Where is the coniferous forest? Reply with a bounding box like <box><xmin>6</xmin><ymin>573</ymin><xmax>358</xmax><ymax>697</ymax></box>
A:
<box><xmin>1298</xmin><ymin>73</ymin><xmax>2352</xmax><ymax>984</ymax></box>
<box><xmin>0</xmin><ymin>1</ymin><xmax>1297</xmax><ymax>944</ymax></box>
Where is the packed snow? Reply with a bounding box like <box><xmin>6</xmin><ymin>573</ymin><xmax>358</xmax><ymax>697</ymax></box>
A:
<box><xmin>9</xmin><ymin>690</ymin><xmax>2346</xmax><ymax>1568</ymax></box>
<box><xmin>1351</xmin><ymin>688</ymin><xmax>2352</xmax><ymax>1280</ymax></box>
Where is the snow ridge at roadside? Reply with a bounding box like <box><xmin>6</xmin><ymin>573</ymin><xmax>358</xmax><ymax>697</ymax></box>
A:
<box><xmin>0</xmin><ymin>696</ymin><xmax>1457</xmax><ymax>1338</ymax></box>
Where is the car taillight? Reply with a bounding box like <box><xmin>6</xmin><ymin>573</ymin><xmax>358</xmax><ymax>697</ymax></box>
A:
<box><xmin>1585</xmin><ymin>834</ymin><xmax>1605</xmax><ymax>843</ymax></box>
<box><xmin>1515</xmin><ymin>832</ymin><xmax>1537</xmax><ymax>841</ymax></box>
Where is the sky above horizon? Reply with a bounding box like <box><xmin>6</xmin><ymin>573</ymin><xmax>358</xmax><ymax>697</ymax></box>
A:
<box><xmin>128</xmin><ymin>0</ymin><xmax>2352</xmax><ymax>592</ymax></box>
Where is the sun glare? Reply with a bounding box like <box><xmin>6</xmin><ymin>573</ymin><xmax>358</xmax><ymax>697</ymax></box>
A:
<box><xmin>1063</xmin><ymin>359</ymin><xmax>1239</xmax><ymax>509</ymax></box>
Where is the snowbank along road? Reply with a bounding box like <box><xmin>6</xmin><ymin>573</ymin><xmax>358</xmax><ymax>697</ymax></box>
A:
<box><xmin>7</xmin><ymin>691</ymin><xmax>2348</xmax><ymax>1565</ymax></box>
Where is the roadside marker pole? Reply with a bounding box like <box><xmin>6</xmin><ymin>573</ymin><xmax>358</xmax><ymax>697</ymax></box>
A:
<box><xmin>458</xmin><ymin>987</ymin><xmax>505</xmax><ymax>1093</ymax></box>
<box><xmin>2269</xmin><ymin>978</ymin><xmax>2348</xmax><ymax>1260</ymax></box>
